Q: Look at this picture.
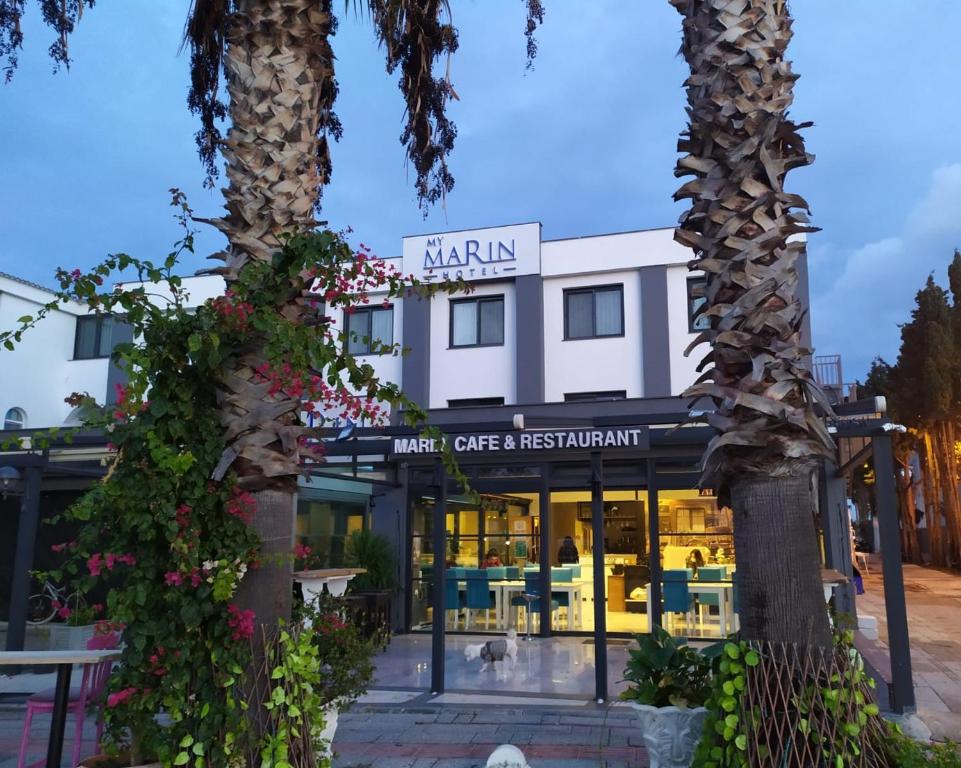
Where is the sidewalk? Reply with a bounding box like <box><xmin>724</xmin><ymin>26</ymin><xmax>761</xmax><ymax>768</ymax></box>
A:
<box><xmin>0</xmin><ymin>694</ymin><xmax>648</xmax><ymax>768</ymax></box>
<box><xmin>857</xmin><ymin>561</ymin><xmax>961</xmax><ymax>740</ymax></box>
<box><xmin>332</xmin><ymin>699</ymin><xmax>648</xmax><ymax>768</ymax></box>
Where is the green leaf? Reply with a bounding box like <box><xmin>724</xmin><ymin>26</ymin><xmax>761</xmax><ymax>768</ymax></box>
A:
<box><xmin>734</xmin><ymin>734</ymin><xmax>747</xmax><ymax>751</ymax></box>
<box><xmin>17</xmin><ymin>315</ymin><xmax>33</xmax><ymax>323</ymax></box>
<box><xmin>187</xmin><ymin>333</ymin><xmax>202</xmax><ymax>352</ymax></box>
<box><xmin>174</xmin><ymin>752</ymin><xmax>190</xmax><ymax>766</ymax></box>
<box><xmin>745</xmin><ymin>650</ymin><xmax>760</xmax><ymax>667</ymax></box>
<box><xmin>180</xmin><ymin>735</ymin><xmax>194</xmax><ymax>748</ymax></box>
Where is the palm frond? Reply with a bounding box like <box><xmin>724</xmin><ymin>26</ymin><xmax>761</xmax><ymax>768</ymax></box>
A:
<box><xmin>183</xmin><ymin>0</ymin><xmax>232</xmax><ymax>186</ymax></box>
<box><xmin>1</xmin><ymin>0</ymin><xmax>94</xmax><ymax>82</ymax></box>
<box><xmin>368</xmin><ymin>0</ymin><xmax>458</xmax><ymax>211</ymax></box>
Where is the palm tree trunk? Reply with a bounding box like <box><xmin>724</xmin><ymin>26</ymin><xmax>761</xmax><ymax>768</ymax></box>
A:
<box><xmin>670</xmin><ymin>0</ymin><xmax>834</xmax><ymax>648</ymax></box>
<box><xmin>732</xmin><ymin>475</ymin><xmax>831</xmax><ymax>647</ymax></box>
<box><xmin>207</xmin><ymin>0</ymin><xmax>338</xmax><ymax>633</ymax></box>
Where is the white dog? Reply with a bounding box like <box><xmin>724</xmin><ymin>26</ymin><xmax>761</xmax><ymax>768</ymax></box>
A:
<box><xmin>464</xmin><ymin>629</ymin><xmax>518</xmax><ymax>673</ymax></box>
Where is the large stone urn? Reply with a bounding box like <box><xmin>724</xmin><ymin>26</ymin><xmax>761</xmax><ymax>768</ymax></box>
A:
<box><xmin>629</xmin><ymin>702</ymin><xmax>707</xmax><ymax>768</ymax></box>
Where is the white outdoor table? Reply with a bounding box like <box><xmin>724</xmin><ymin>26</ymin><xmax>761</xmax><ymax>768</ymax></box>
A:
<box><xmin>0</xmin><ymin>649</ymin><xmax>121</xmax><ymax>768</ymax></box>
<box><xmin>293</xmin><ymin>568</ymin><xmax>366</xmax><ymax>603</ymax></box>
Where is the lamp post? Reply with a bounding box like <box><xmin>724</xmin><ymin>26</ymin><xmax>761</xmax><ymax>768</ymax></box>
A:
<box><xmin>3</xmin><ymin>458</ymin><xmax>44</xmax><ymax>652</ymax></box>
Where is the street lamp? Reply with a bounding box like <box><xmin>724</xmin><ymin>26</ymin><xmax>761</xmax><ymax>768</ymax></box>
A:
<box><xmin>0</xmin><ymin>465</ymin><xmax>22</xmax><ymax>498</ymax></box>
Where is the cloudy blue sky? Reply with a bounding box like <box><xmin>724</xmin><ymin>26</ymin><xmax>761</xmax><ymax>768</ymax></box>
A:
<box><xmin>2</xmin><ymin>1</ymin><xmax>960</xmax><ymax>382</ymax></box>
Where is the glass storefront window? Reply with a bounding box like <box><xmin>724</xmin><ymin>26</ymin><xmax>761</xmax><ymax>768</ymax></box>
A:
<box><xmin>295</xmin><ymin>495</ymin><xmax>367</xmax><ymax>568</ymax></box>
<box><xmin>657</xmin><ymin>489</ymin><xmax>736</xmax><ymax>640</ymax></box>
<box><xmin>410</xmin><ymin>493</ymin><xmax>537</xmax><ymax>632</ymax></box>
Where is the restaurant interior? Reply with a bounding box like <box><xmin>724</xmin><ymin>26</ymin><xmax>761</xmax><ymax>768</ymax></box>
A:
<box><xmin>410</xmin><ymin>488</ymin><xmax>737</xmax><ymax>639</ymax></box>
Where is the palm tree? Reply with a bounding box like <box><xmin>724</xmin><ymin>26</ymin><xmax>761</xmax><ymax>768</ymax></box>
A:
<box><xmin>669</xmin><ymin>0</ymin><xmax>833</xmax><ymax>648</ymax></box>
<box><xmin>3</xmin><ymin>0</ymin><xmax>545</xmax><ymax>633</ymax></box>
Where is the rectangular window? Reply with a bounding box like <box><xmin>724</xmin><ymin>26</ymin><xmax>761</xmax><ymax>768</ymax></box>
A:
<box><xmin>563</xmin><ymin>285</ymin><xmax>624</xmax><ymax>339</ymax></box>
<box><xmin>563</xmin><ymin>390</ymin><xmax>627</xmax><ymax>402</ymax></box>
<box><xmin>74</xmin><ymin>315</ymin><xmax>116</xmax><ymax>360</ymax></box>
<box><xmin>450</xmin><ymin>296</ymin><xmax>504</xmax><ymax>348</ymax></box>
<box><xmin>447</xmin><ymin>397</ymin><xmax>506</xmax><ymax>408</ymax></box>
<box><xmin>687</xmin><ymin>277</ymin><xmax>710</xmax><ymax>333</ymax></box>
<box><xmin>346</xmin><ymin>305</ymin><xmax>393</xmax><ymax>355</ymax></box>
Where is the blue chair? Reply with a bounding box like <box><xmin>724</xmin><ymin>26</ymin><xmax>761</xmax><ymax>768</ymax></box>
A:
<box><xmin>463</xmin><ymin>569</ymin><xmax>495</xmax><ymax>629</ymax></box>
<box><xmin>444</xmin><ymin>577</ymin><xmax>465</xmax><ymax>629</ymax></box>
<box><xmin>694</xmin><ymin>566</ymin><xmax>726</xmax><ymax>633</ymax></box>
<box><xmin>550</xmin><ymin>567</ymin><xmax>574</xmax><ymax>629</ymax></box>
<box><xmin>510</xmin><ymin>572</ymin><xmax>559</xmax><ymax>631</ymax></box>
<box><xmin>486</xmin><ymin>566</ymin><xmax>507</xmax><ymax>581</ymax></box>
<box><xmin>505</xmin><ymin>566</ymin><xmax>520</xmax><ymax>580</ymax></box>
<box><xmin>568</xmin><ymin>564</ymin><xmax>582</xmax><ymax>580</ymax></box>
<box><xmin>450</xmin><ymin>567</ymin><xmax>466</xmax><ymax>580</ymax></box>
<box><xmin>662</xmin><ymin>569</ymin><xmax>695</xmax><ymax>635</ymax></box>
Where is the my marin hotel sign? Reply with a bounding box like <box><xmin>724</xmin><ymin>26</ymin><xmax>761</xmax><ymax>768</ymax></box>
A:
<box><xmin>402</xmin><ymin>222</ymin><xmax>541</xmax><ymax>282</ymax></box>
<box><xmin>391</xmin><ymin>426</ymin><xmax>650</xmax><ymax>457</ymax></box>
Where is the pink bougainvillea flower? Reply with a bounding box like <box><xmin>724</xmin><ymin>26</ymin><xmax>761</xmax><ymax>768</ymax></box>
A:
<box><xmin>87</xmin><ymin>552</ymin><xmax>104</xmax><ymax>577</ymax></box>
<box><xmin>227</xmin><ymin>604</ymin><xmax>255</xmax><ymax>641</ymax></box>
<box><xmin>164</xmin><ymin>571</ymin><xmax>183</xmax><ymax>587</ymax></box>
<box><xmin>106</xmin><ymin>687</ymin><xmax>137</xmax><ymax>708</ymax></box>
<box><xmin>293</xmin><ymin>543</ymin><xmax>312</xmax><ymax>560</ymax></box>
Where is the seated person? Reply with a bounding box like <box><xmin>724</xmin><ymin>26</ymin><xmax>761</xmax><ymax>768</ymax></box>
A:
<box><xmin>686</xmin><ymin>548</ymin><xmax>705</xmax><ymax>575</ymax></box>
<box><xmin>483</xmin><ymin>548</ymin><xmax>502</xmax><ymax>568</ymax></box>
<box><xmin>557</xmin><ymin>536</ymin><xmax>580</xmax><ymax>564</ymax></box>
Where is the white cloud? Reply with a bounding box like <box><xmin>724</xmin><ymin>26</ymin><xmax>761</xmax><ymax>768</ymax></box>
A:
<box><xmin>811</xmin><ymin>163</ymin><xmax>961</xmax><ymax>382</ymax></box>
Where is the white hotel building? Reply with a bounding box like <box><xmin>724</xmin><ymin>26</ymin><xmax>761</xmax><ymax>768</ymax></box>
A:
<box><xmin>1</xmin><ymin>222</ymin><xmax>818</xmax><ymax>699</ymax></box>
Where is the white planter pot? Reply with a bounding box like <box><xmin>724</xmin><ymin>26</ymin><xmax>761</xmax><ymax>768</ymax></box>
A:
<box><xmin>629</xmin><ymin>702</ymin><xmax>707</xmax><ymax>768</ymax></box>
<box><xmin>318</xmin><ymin>702</ymin><xmax>339</xmax><ymax>757</ymax></box>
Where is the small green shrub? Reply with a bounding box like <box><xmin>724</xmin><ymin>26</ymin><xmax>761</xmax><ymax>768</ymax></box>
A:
<box><xmin>345</xmin><ymin>529</ymin><xmax>397</xmax><ymax>592</ymax></box>
<box><xmin>620</xmin><ymin>625</ymin><xmax>712</xmax><ymax>708</ymax></box>
<box><xmin>887</xmin><ymin>727</ymin><xmax>961</xmax><ymax>767</ymax></box>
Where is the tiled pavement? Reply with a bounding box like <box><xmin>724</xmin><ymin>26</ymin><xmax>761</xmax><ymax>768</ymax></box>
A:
<box><xmin>331</xmin><ymin>702</ymin><xmax>648</xmax><ymax>768</ymax></box>
<box><xmin>0</xmin><ymin>696</ymin><xmax>648</xmax><ymax>768</ymax></box>
<box><xmin>857</xmin><ymin>560</ymin><xmax>961</xmax><ymax>740</ymax></box>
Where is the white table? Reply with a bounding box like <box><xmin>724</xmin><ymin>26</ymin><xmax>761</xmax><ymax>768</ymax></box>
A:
<box><xmin>645</xmin><ymin>581</ymin><xmax>735</xmax><ymax>637</ymax></box>
<box><xmin>498</xmin><ymin>581</ymin><xmax>583</xmax><ymax>630</ymax></box>
<box><xmin>0</xmin><ymin>649</ymin><xmax>121</xmax><ymax>768</ymax></box>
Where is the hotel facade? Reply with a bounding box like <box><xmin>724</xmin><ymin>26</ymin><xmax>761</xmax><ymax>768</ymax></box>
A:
<box><xmin>1</xmin><ymin>222</ymin><xmax>820</xmax><ymax>700</ymax></box>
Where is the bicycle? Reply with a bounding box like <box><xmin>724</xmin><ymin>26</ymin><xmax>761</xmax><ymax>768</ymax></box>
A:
<box><xmin>26</xmin><ymin>577</ymin><xmax>86</xmax><ymax>624</ymax></box>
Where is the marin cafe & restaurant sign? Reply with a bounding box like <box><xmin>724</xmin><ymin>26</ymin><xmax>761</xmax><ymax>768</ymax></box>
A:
<box><xmin>391</xmin><ymin>426</ymin><xmax>650</xmax><ymax>456</ymax></box>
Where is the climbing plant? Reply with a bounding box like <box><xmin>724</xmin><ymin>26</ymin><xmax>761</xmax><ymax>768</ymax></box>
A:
<box><xmin>0</xmin><ymin>196</ymin><xmax>462</xmax><ymax>765</ymax></box>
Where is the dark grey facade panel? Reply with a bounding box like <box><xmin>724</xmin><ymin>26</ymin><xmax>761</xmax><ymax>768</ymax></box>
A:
<box><xmin>514</xmin><ymin>274</ymin><xmax>545</xmax><ymax>404</ymax></box>
<box><xmin>640</xmin><ymin>266</ymin><xmax>672</xmax><ymax>398</ymax></box>
<box><xmin>401</xmin><ymin>296</ymin><xmax>431</xmax><ymax>410</ymax></box>
<box><xmin>105</xmin><ymin>321</ymin><xmax>135</xmax><ymax>405</ymax></box>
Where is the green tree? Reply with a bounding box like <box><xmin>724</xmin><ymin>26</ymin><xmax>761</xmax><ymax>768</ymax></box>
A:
<box><xmin>889</xmin><ymin>275</ymin><xmax>961</xmax><ymax>566</ymax></box>
<box><xmin>669</xmin><ymin>0</ymin><xmax>833</xmax><ymax>648</ymax></box>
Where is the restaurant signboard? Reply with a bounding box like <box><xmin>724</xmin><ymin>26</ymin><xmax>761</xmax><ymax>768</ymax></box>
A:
<box><xmin>390</xmin><ymin>426</ymin><xmax>649</xmax><ymax>456</ymax></box>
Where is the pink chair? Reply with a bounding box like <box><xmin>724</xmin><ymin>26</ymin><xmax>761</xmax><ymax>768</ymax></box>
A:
<box><xmin>18</xmin><ymin>632</ymin><xmax>119</xmax><ymax>768</ymax></box>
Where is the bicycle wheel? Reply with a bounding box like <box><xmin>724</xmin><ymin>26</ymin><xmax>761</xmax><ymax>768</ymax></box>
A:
<box><xmin>27</xmin><ymin>591</ymin><xmax>56</xmax><ymax>624</ymax></box>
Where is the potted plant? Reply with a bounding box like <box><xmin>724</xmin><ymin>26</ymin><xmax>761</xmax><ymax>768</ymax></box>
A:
<box><xmin>298</xmin><ymin>593</ymin><xmax>376</xmax><ymax>758</ymax></box>
<box><xmin>344</xmin><ymin>529</ymin><xmax>397</xmax><ymax>646</ymax></box>
<box><xmin>621</xmin><ymin>626</ymin><xmax>712</xmax><ymax>768</ymax></box>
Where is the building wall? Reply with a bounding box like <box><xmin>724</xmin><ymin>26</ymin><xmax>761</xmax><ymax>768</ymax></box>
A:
<box><xmin>542</xmin><ymin>270</ymin><xmax>643</xmax><ymax>401</ymax></box>
<box><xmin>0</xmin><ymin>281</ymin><xmax>105</xmax><ymax>429</ymax></box>
<box><xmin>427</xmin><ymin>281</ymin><xmax>517</xmax><ymax>408</ymax></box>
